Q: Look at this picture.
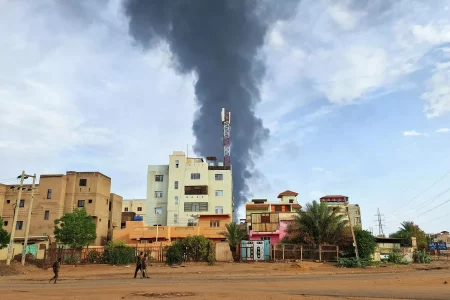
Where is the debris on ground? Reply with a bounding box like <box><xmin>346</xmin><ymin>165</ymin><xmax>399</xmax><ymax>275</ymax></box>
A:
<box><xmin>0</xmin><ymin>261</ymin><xmax>42</xmax><ymax>277</ymax></box>
<box><xmin>131</xmin><ymin>292</ymin><xmax>196</xmax><ymax>298</ymax></box>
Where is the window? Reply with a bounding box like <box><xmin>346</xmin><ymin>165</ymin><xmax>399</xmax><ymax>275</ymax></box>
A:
<box><xmin>274</xmin><ymin>205</ymin><xmax>282</xmax><ymax>212</ymax></box>
<box><xmin>289</xmin><ymin>199</ymin><xmax>294</xmax><ymax>203</ymax></box>
<box><xmin>78</xmin><ymin>200</ymin><xmax>85</xmax><ymax>207</ymax></box>
<box><xmin>19</xmin><ymin>200</ymin><xmax>25</xmax><ymax>207</ymax></box>
<box><xmin>16</xmin><ymin>221</ymin><xmax>23</xmax><ymax>230</ymax></box>
<box><xmin>89</xmin><ymin>199</ymin><xmax>93</xmax><ymax>204</ymax></box>
<box><xmin>109</xmin><ymin>202</ymin><xmax>112</xmax><ymax>211</ymax></box>
<box><xmin>261</xmin><ymin>237</ymin><xmax>271</xmax><ymax>243</ymax></box>
<box><xmin>137</xmin><ymin>207</ymin><xmax>143</xmax><ymax>212</ymax></box>
<box><xmin>124</xmin><ymin>207</ymin><xmax>129</xmax><ymax>212</ymax></box>
<box><xmin>210</xmin><ymin>220</ymin><xmax>220</xmax><ymax>228</ymax></box>
<box><xmin>215</xmin><ymin>206</ymin><xmax>223</xmax><ymax>214</ymax></box>
<box><xmin>184</xmin><ymin>202</ymin><xmax>208</xmax><ymax>212</ymax></box>
<box><xmin>215</xmin><ymin>174</ymin><xmax>223</xmax><ymax>181</ymax></box>
<box><xmin>108</xmin><ymin>220</ymin><xmax>111</xmax><ymax>229</ymax></box>
<box><xmin>155</xmin><ymin>191</ymin><xmax>163</xmax><ymax>198</ymax></box>
<box><xmin>215</xmin><ymin>190</ymin><xmax>223</xmax><ymax>196</ymax></box>
<box><xmin>184</xmin><ymin>185</ymin><xmax>208</xmax><ymax>195</ymax></box>
<box><xmin>174</xmin><ymin>214</ymin><xmax>178</xmax><ymax>223</ymax></box>
<box><xmin>47</xmin><ymin>189</ymin><xmax>52</xmax><ymax>199</ymax></box>
<box><xmin>174</xmin><ymin>181</ymin><xmax>179</xmax><ymax>189</ymax></box>
<box><xmin>175</xmin><ymin>160</ymin><xmax>179</xmax><ymax>168</ymax></box>
<box><xmin>155</xmin><ymin>175</ymin><xmax>164</xmax><ymax>182</ymax></box>
<box><xmin>191</xmin><ymin>173</ymin><xmax>200</xmax><ymax>180</ymax></box>
<box><xmin>44</xmin><ymin>210</ymin><xmax>50</xmax><ymax>220</ymax></box>
<box><xmin>79</xmin><ymin>179</ymin><xmax>87</xmax><ymax>186</ymax></box>
<box><xmin>6</xmin><ymin>200</ymin><xmax>10</xmax><ymax>204</ymax></box>
<box><xmin>3</xmin><ymin>221</ymin><xmax>8</xmax><ymax>226</ymax></box>
<box><xmin>174</xmin><ymin>196</ymin><xmax>179</xmax><ymax>205</ymax></box>
<box><xmin>261</xmin><ymin>215</ymin><xmax>270</xmax><ymax>223</ymax></box>
<box><xmin>355</xmin><ymin>217</ymin><xmax>361</xmax><ymax>224</ymax></box>
<box><xmin>154</xmin><ymin>207</ymin><xmax>163</xmax><ymax>215</ymax></box>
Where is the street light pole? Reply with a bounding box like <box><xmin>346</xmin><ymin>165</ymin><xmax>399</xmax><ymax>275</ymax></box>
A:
<box><xmin>6</xmin><ymin>170</ymin><xmax>26</xmax><ymax>266</ymax></box>
<box><xmin>22</xmin><ymin>173</ymin><xmax>36</xmax><ymax>266</ymax></box>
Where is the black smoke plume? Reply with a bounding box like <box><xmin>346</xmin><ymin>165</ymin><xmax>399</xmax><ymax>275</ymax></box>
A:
<box><xmin>123</xmin><ymin>0</ymin><xmax>297</xmax><ymax>217</ymax></box>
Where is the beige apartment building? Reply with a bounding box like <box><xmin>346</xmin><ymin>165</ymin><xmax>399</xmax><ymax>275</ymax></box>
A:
<box><xmin>0</xmin><ymin>171</ymin><xmax>123</xmax><ymax>246</ymax></box>
<box><xmin>146</xmin><ymin>151</ymin><xmax>233</xmax><ymax>227</ymax></box>
<box><xmin>320</xmin><ymin>195</ymin><xmax>362</xmax><ymax>228</ymax></box>
<box><xmin>122</xmin><ymin>199</ymin><xmax>146</xmax><ymax>216</ymax></box>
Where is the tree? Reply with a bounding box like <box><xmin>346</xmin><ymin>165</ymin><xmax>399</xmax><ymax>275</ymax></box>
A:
<box><xmin>355</xmin><ymin>229</ymin><xmax>377</xmax><ymax>260</ymax></box>
<box><xmin>287</xmin><ymin>200</ymin><xmax>347</xmax><ymax>246</ymax></box>
<box><xmin>0</xmin><ymin>217</ymin><xmax>10</xmax><ymax>249</ymax></box>
<box><xmin>54</xmin><ymin>209</ymin><xmax>97</xmax><ymax>249</ymax></box>
<box><xmin>390</xmin><ymin>221</ymin><xmax>427</xmax><ymax>250</ymax></box>
<box><xmin>220</xmin><ymin>222</ymin><xmax>247</xmax><ymax>262</ymax></box>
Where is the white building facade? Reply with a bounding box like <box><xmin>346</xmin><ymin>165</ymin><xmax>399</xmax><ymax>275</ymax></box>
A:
<box><xmin>146</xmin><ymin>151</ymin><xmax>233</xmax><ymax>227</ymax></box>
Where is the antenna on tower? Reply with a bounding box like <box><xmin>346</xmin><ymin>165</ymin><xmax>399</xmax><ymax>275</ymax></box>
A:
<box><xmin>221</xmin><ymin>108</ymin><xmax>231</xmax><ymax>166</ymax></box>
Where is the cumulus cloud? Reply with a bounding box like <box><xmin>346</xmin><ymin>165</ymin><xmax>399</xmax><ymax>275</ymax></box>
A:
<box><xmin>436</xmin><ymin>128</ymin><xmax>450</xmax><ymax>133</ymax></box>
<box><xmin>422</xmin><ymin>62</ymin><xmax>450</xmax><ymax>118</ymax></box>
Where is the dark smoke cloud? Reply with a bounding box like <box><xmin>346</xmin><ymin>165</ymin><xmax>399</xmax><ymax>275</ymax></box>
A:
<box><xmin>123</xmin><ymin>0</ymin><xmax>298</xmax><ymax>216</ymax></box>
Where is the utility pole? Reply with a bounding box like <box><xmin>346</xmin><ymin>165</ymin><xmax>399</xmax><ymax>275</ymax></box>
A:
<box><xmin>22</xmin><ymin>174</ymin><xmax>36</xmax><ymax>266</ymax></box>
<box><xmin>345</xmin><ymin>204</ymin><xmax>359</xmax><ymax>259</ymax></box>
<box><xmin>6</xmin><ymin>170</ymin><xmax>26</xmax><ymax>266</ymax></box>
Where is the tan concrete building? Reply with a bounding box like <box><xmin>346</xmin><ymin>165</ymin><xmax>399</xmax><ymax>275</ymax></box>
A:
<box><xmin>122</xmin><ymin>199</ymin><xmax>146</xmax><ymax>217</ymax></box>
<box><xmin>146</xmin><ymin>151</ymin><xmax>233</xmax><ymax>227</ymax></box>
<box><xmin>320</xmin><ymin>195</ymin><xmax>362</xmax><ymax>228</ymax></box>
<box><xmin>0</xmin><ymin>171</ymin><xmax>123</xmax><ymax>246</ymax></box>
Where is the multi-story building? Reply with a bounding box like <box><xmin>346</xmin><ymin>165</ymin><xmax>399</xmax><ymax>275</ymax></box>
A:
<box><xmin>146</xmin><ymin>151</ymin><xmax>233</xmax><ymax>227</ymax></box>
<box><xmin>319</xmin><ymin>195</ymin><xmax>362</xmax><ymax>228</ymax></box>
<box><xmin>122</xmin><ymin>199</ymin><xmax>146</xmax><ymax>217</ymax></box>
<box><xmin>0</xmin><ymin>171</ymin><xmax>123</xmax><ymax>246</ymax></box>
<box><xmin>245</xmin><ymin>190</ymin><xmax>302</xmax><ymax>244</ymax></box>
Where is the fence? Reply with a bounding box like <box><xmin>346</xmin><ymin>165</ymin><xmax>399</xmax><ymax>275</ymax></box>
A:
<box><xmin>272</xmin><ymin>244</ymin><xmax>339</xmax><ymax>262</ymax></box>
<box><xmin>43</xmin><ymin>244</ymin><xmax>166</xmax><ymax>268</ymax></box>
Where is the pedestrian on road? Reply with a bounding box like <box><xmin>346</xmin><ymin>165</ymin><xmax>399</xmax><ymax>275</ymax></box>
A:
<box><xmin>134</xmin><ymin>252</ymin><xmax>144</xmax><ymax>279</ymax></box>
<box><xmin>141</xmin><ymin>254</ymin><xmax>150</xmax><ymax>279</ymax></box>
<box><xmin>49</xmin><ymin>258</ymin><xmax>61</xmax><ymax>284</ymax></box>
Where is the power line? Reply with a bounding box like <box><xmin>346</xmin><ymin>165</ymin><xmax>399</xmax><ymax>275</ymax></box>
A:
<box><xmin>409</xmin><ymin>198</ymin><xmax>450</xmax><ymax>220</ymax></box>
<box><xmin>386</xmin><ymin>169</ymin><xmax>450</xmax><ymax>216</ymax></box>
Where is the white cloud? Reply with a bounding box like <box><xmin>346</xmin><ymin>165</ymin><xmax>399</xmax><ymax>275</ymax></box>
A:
<box><xmin>436</xmin><ymin>128</ymin><xmax>450</xmax><ymax>133</ymax></box>
<box><xmin>422</xmin><ymin>62</ymin><xmax>450</xmax><ymax>118</ymax></box>
<box><xmin>402</xmin><ymin>130</ymin><xmax>426</xmax><ymax>137</ymax></box>
<box><xmin>327</xmin><ymin>1</ymin><xmax>367</xmax><ymax>31</ymax></box>
<box><xmin>0</xmin><ymin>1</ymin><xmax>196</xmax><ymax>196</ymax></box>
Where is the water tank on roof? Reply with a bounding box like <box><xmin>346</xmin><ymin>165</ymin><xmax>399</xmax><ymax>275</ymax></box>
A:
<box><xmin>133</xmin><ymin>216</ymin><xmax>144</xmax><ymax>221</ymax></box>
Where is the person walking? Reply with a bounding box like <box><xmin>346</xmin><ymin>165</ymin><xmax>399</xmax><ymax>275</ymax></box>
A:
<box><xmin>134</xmin><ymin>252</ymin><xmax>144</xmax><ymax>279</ymax></box>
<box><xmin>49</xmin><ymin>258</ymin><xmax>61</xmax><ymax>284</ymax></box>
<box><xmin>141</xmin><ymin>254</ymin><xmax>150</xmax><ymax>279</ymax></box>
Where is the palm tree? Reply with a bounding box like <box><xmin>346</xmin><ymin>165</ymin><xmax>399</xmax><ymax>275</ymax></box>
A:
<box><xmin>220</xmin><ymin>222</ymin><xmax>247</xmax><ymax>262</ymax></box>
<box><xmin>390</xmin><ymin>221</ymin><xmax>427</xmax><ymax>250</ymax></box>
<box><xmin>292</xmin><ymin>200</ymin><xmax>347</xmax><ymax>246</ymax></box>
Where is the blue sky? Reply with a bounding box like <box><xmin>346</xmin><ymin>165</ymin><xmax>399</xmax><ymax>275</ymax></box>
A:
<box><xmin>1</xmin><ymin>0</ymin><xmax>450</xmax><ymax>235</ymax></box>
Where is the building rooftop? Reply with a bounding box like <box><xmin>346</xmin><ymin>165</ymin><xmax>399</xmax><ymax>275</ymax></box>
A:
<box><xmin>277</xmin><ymin>190</ymin><xmax>298</xmax><ymax>198</ymax></box>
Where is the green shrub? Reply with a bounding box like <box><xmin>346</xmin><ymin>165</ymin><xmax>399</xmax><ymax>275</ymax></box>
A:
<box><xmin>355</xmin><ymin>229</ymin><xmax>377</xmax><ymax>260</ymax></box>
<box><xmin>336</xmin><ymin>257</ymin><xmax>369</xmax><ymax>268</ymax></box>
<box><xmin>166</xmin><ymin>242</ymin><xmax>184</xmax><ymax>266</ymax></box>
<box><xmin>388</xmin><ymin>248</ymin><xmax>409</xmax><ymax>265</ymax></box>
<box><xmin>86</xmin><ymin>249</ymin><xmax>102</xmax><ymax>263</ymax></box>
<box><xmin>103</xmin><ymin>240</ymin><xmax>135</xmax><ymax>265</ymax></box>
<box><xmin>413</xmin><ymin>250</ymin><xmax>432</xmax><ymax>264</ymax></box>
<box><xmin>165</xmin><ymin>235</ymin><xmax>215</xmax><ymax>266</ymax></box>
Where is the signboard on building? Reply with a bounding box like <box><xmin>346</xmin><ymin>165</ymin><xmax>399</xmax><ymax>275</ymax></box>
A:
<box><xmin>428</xmin><ymin>241</ymin><xmax>447</xmax><ymax>250</ymax></box>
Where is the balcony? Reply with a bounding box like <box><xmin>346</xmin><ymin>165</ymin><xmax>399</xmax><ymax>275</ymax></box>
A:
<box><xmin>171</xmin><ymin>226</ymin><xmax>199</xmax><ymax>238</ymax></box>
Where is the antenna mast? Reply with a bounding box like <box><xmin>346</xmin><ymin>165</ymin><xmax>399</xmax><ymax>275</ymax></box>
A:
<box><xmin>221</xmin><ymin>108</ymin><xmax>231</xmax><ymax>166</ymax></box>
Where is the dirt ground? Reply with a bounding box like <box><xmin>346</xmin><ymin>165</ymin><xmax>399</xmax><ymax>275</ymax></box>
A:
<box><xmin>1</xmin><ymin>260</ymin><xmax>449</xmax><ymax>300</ymax></box>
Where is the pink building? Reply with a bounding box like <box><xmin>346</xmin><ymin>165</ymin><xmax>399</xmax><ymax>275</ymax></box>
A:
<box><xmin>246</xmin><ymin>190</ymin><xmax>301</xmax><ymax>244</ymax></box>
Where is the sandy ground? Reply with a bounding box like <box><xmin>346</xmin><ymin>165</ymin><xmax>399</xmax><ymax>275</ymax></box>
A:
<box><xmin>1</xmin><ymin>261</ymin><xmax>449</xmax><ymax>300</ymax></box>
